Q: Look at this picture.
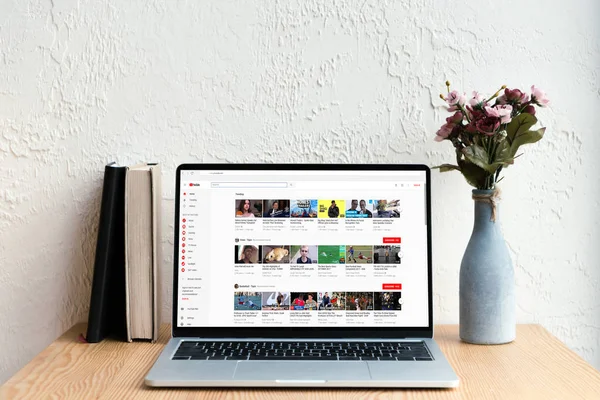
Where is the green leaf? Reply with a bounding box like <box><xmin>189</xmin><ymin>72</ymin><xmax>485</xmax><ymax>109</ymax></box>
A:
<box><xmin>495</xmin><ymin>139</ymin><xmax>511</xmax><ymax>161</ymax></box>
<box><xmin>510</xmin><ymin>127</ymin><xmax>545</xmax><ymax>157</ymax></box>
<box><xmin>458</xmin><ymin>159</ymin><xmax>488</xmax><ymax>189</ymax></box>
<box><xmin>432</xmin><ymin>164</ymin><xmax>460</xmax><ymax>172</ymax></box>
<box><xmin>494</xmin><ymin>139</ymin><xmax>514</xmax><ymax>166</ymax></box>
<box><xmin>463</xmin><ymin>145</ymin><xmax>499</xmax><ymax>174</ymax></box>
<box><xmin>463</xmin><ymin>144</ymin><xmax>488</xmax><ymax>168</ymax></box>
<box><xmin>506</xmin><ymin>113</ymin><xmax>537</xmax><ymax>144</ymax></box>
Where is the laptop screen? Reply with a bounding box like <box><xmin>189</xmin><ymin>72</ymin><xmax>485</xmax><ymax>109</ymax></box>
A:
<box><xmin>176</xmin><ymin>168</ymin><xmax>429</xmax><ymax>328</ymax></box>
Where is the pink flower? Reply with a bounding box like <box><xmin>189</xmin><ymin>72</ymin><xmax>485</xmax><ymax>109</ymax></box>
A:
<box><xmin>498</xmin><ymin>88</ymin><xmax>529</xmax><ymax>105</ymax></box>
<box><xmin>446</xmin><ymin>111</ymin><xmax>464</xmax><ymax>125</ymax></box>
<box><xmin>496</xmin><ymin>105</ymin><xmax>513</xmax><ymax>124</ymax></box>
<box><xmin>468</xmin><ymin>91</ymin><xmax>485</xmax><ymax>107</ymax></box>
<box><xmin>484</xmin><ymin>106</ymin><xmax>499</xmax><ymax>118</ymax></box>
<box><xmin>475</xmin><ymin>116</ymin><xmax>500</xmax><ymax>136</ymax></box>
<box><xmin>484</xmin><ymin>105</ymin><xmax>512</xmax><ymax>124</ymax></box>
<box><xmin>523</xmin><ymin>105</ymin><xmax>536</xmax><ymax>115</ymax></box>
<box><xmin>434</xmin><ymin>123</ymin><xmax>454</xmax><ymax>141</ymax></box>
<box><xmin>531</xmin><ymin>85</ymin><xmax>550</xmax><ymax>107</ymax></box>
<box><xmin>445</xmin><ymin>90</ymin><xmax>466</xmax><ymax>110</ymax></box>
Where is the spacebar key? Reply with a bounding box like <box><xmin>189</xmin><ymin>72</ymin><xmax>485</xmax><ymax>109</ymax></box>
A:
<box><xmin>250</xmin><ymin>356</ymin><xmax>306</xmax><ymax>360</ymax></box>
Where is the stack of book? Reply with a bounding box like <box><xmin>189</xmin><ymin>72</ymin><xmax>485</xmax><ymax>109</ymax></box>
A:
<box><xmin>85</xmin><ymin>162</ymin><xmax>161</xmax><ymax>343</ymax></box>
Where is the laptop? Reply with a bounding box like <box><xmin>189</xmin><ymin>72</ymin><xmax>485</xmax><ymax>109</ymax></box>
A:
<box><xmin>145</xmin><ymin>163</ymin><xmax>459</xmax><ymax>388</ymax></box>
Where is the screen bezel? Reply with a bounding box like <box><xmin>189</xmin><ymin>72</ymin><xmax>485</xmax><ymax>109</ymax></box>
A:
<box><xmin>172</xmin><ymin>163</ymin><xmax>433</xmax><ymax>339</ymax></box>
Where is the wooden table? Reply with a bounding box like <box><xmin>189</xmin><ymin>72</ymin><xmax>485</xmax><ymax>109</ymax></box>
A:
<box><xmin>2</xmin><ymin>324</ymin><xmax>600</xmax><ymax>399</ymax></box>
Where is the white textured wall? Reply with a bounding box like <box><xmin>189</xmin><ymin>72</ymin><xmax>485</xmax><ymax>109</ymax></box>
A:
<box><xmin>1</xmin><ymin>0</ymin><xmax>599</xmax><ymax>384</ymax></box>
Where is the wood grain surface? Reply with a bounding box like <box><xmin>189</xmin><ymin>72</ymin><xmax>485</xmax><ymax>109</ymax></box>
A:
<box><xmin>1</xmin><ymin>324</ymin><xmax>599</xmax><ymax>399</ymax></box>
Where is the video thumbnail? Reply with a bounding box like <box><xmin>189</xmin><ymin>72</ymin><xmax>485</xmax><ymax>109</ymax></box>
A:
<box><xmin>235</xmin><ymin>199</ymin><xmax>263</xmax><ymax>218</ymax></box>
<box><xmin>345</xmin><ymin>199</ymin><xmax>373</xmax><ymax>218</ymax></box>
<box><xmin>290</xmin><ymin>200</ymin><xmax>318</xmax><ymax>218</ymax></box>
<box><xmin>234</xmin><ymin>292</ymin><xmax>262</xmax><ymax>310</ymax></box>
<box><xmin>262</xmin><ymin>292</ymin><xmax>290</xmax><ymax>310</ymax></box>
<box><xmin>373</xmin><ymin>245</ymin><xmax>402</xmax><ymax>264</ymax></box>
<box><xmin>345</xmin><ymin>245</ymin><xmax>373</xmax><ymax>264</ymax></box>
<box><xmin>318</xmin><ymin>245</ymin><xmax>346</xmax><ymax>264</ymax></box>
<box><xmin>262</xmin><ymin>245</ymin><xmax>290</xmax><ymax>263</ymax></box>
<box><xmin>374</xmin><ymin>292</ymin><xmax>402</xmax><ymax>310</ymax></box>
<box><xmin>372</xmin><ymin>199</ymin><xmax>401</xmax><ymax>218</ymax></box>
<box><xmin>346</xmin><ymin>292</ymin><xmax>374</xmax><ymax>311</ymax></box>
<box><xmin>290</xmin><ymin>292</ymin><xmax>319</xmax><ymax>311</ymax></box>
<box><xmin>318</xmin><ymin>291</ymin><xmax>346</xmax><ymax>311</ymax></box>
<box><xmin>318</xmin><ymin>200</ymin><xmax>345</xmax><ymax>218</ymax></box>
<box><xmin>263</xmin><ymin>199</ymin><xmax>290</xmax><ymax>218</ymax></box>
<box><xmin>234</xmin><ymin>245</ymin><xmax>261</xmax><ymax>264</ymax></box>
<box><xmin>290</xmin><ymin>245</ymin><xmax>318</xmax><ymax>264</ymax></box>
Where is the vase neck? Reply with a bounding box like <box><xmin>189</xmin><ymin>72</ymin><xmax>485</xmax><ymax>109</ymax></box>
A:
<box><xmin>472</xmin><ymin>189</ymin><xmax>500</xmax><ymax>229</ymax></box>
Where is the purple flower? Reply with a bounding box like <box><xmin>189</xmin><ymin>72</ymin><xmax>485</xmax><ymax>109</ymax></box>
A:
<box><xmin>475</xmin><ymin>116</ymin><xmax>501</xmax><ymax>136</ymax></box>
<box><xmin>466</xmin><ymin>105</ymin><xmax>484</xmax><ymax>121</ymax></box>
<box><xmin>434</xmin><ymin>123</ymin><xmax>454</xmax><ymax>142</ymax></box>
<box><xmin>446</xmin><ymin>111</ymin><xmax>464</xmax><ymax>125</ymax></box>
<box><xmin>523</xmin><ymin>105</ymin><xmax>536</xmax><ymax>115</ymax></box>
<box><xmin>498</xmin><ymin>88</ymin><xmax>529</xmax><ymax>105</ymax></box>
<box><xmin>531</xmin><ymin>85</ymin><xmax>550</xmax><ymax>107</ymax></box>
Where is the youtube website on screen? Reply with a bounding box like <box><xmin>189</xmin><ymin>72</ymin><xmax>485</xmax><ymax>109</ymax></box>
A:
<box><xmin>177</xmin><ymin>170</ymin><xmax>429</xmax><ymax>328</ymax></box>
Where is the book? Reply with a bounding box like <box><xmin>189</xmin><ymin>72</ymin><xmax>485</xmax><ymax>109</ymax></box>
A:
<box><xmin>86</xmin><ymin>162</ymin><xmax>128</xmax><ymax>343</ymax></box>
<box><xmin>124</xmin><ymin>163</ymin><xmax>161</xmax><ymax>342</ymax></box>
<box><xmin>86</xmin><ymin>162</ymin><xmax>161</xmax><ymax>343</ymax></box>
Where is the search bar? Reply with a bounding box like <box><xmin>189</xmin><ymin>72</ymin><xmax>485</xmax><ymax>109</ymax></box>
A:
<box><xmin>211</xmin><ymin>182</ymin><xmax>288</xmax><ymax>188</ymax></box>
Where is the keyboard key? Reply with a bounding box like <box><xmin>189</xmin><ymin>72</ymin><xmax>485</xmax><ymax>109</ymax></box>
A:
<box><xmin>227</xmin><ymin>356</ymin><xmax>248</xmax><ymax>360</ymax></box>
<box><xmin>250</xmin><ymin>356</ymin><xmax>300</xmax><ymax>360</ymax></box>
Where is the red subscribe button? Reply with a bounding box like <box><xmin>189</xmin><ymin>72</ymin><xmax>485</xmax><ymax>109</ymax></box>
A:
<box><xmin>382</xmin><ymin>283</ymin><xmax>402</xmax><ymax>290</ymax></box>
<box><xmin>383</xmin><ymin>237</ymin><xmax>401</xmax><ymax>244</ymax></box>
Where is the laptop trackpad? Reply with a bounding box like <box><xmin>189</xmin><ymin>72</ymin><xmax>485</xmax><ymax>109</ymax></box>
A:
<box><xmin>234</xmin><ymin>361</ymin><xmax>370</xmax><ymax>382</ymax></box>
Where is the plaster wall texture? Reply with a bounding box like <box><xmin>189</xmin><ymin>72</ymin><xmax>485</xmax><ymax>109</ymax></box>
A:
<box><xmin>1</xmin><ymin>0</ymin><xmax>599</xmax><ymax>383</ymax></box>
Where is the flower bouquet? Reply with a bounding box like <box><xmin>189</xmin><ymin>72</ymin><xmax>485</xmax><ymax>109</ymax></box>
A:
<box><xmin>434</xmin><ymin>82</ymin><xmax>549</xmax><ymax>190</ymax></box>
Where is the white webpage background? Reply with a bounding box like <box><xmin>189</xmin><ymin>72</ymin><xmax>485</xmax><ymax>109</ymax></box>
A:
<box><xmin>178</xmin><ymin>170</ymin><xmax>428</xmax><ymax>327</ymax></box>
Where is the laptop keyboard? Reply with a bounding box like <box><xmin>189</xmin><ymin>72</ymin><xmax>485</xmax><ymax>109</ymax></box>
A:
<box><xmin>172</xmin><ymin>341</ymin><xmax>433</xmax><ymax>361</ymax></box>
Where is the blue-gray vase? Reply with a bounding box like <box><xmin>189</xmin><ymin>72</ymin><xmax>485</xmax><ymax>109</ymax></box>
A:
<box><xmin>459</xmin><ymin>189</ymin><xmax>515</xmax><ymax>344</ymax></box>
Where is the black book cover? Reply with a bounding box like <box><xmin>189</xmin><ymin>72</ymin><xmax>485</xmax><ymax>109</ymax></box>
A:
<box><xmin>85</xmin><ymin>162</ymin><xmax>128</xmax><ymax>343</ymax></box>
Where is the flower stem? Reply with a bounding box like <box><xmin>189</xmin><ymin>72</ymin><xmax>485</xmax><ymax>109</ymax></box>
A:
<box><xmin>516</xmin><ymin>101</ymin><xmax>531</xmax><ymax>114</ymax></box>
<box><xmin>483</xmin><ymin>85</ymin><xmax>507</xmax><ymax>104</ymax></box>
<box><xmin>458</xmin><ymin>104</ymin><xmax>471</xmax><ymax>123</ymax></box>
<box><xmin>495</xmin><ymin>166</ymin><xmax>503</xmax><ymax>183</ymax></box>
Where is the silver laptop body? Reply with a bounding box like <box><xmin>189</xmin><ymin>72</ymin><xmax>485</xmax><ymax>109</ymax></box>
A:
<box><xmin>145</xmin><ymin>164</ymin><xmax>459</xmax><ymax>388</ymax></box>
